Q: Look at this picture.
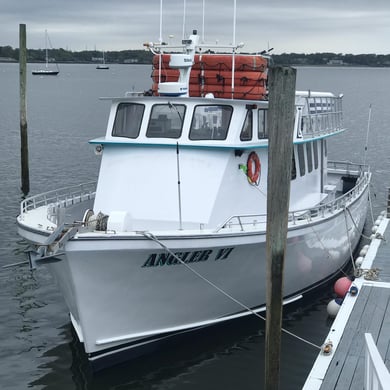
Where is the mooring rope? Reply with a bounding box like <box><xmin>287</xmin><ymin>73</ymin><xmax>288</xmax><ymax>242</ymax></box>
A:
<box><xmin>140</xmin><ymin>231</ymin><xmax>321</xmax><ymax>350</ymax></box>
<box><xmin>343</xmin><ymin>208</ymin><xmax>357</xmax><ymax>274</ymax></box>
<box><xmin>368</xmin><ymin>184</ymin><xmax>376</xmax><ymax>226</ymax></box>
<box><xmin>345</xmin><ymin>206</ymin><xmax>379</xmax><ymax>241</ymax></box>
<box><xmin>308</xmin><ymin>217</ymin><xmax>351</xmax><ymax>279</ymax></box>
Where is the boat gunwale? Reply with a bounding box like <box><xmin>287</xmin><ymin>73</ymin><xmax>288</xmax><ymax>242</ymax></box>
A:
<box><xmin>17</xmin><ymin>162</ymin><xmax>370</xmax><ymax>239</ymax></box>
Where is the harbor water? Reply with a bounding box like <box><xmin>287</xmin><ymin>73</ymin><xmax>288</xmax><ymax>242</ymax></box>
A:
<box><xmin>0</xmin><ymin>63</ymin><xmax>389</xmax><ymax>389</ymax></box>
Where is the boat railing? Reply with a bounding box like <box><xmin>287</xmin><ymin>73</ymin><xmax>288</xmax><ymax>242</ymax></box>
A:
<box><xmin>327</xmin><ymin>160</ymin><xmax>368</xmax><ymax>175</ymax></box>
<box><xmin>216</xmin><ymin>165</ymin><xmax>370</xmax><ymax>232</ymax></box>
<box><xmin>364</xmin><ymin>333</ymin><xmax>390</xmax><ymax>390</ymax></box>
<box><xmin>20</xmin><ymin>182</ymin><xmax>96</xmax><ymax>221</ymax></box>
<box><xmin>299</xmin><ymin>95</ymin><xmax>344</xmax><ymax>138</ymax></box>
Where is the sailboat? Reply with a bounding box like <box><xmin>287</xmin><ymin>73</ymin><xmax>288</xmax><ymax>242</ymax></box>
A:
<box><xmin>96</xmin><ymin>51</ymin><xmax>109</xmax><ymax>69</ymax></box>
<box><xmin>32</xmin><ymin>30</ymin><xmax>60</xmax><ymax>76</ymax></box>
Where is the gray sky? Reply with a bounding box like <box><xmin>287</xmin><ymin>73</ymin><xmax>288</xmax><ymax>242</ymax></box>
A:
<box><xmin>1</xmin><ymin>0</ymin><xmax>389</xmax><ymax>54</ymax></box>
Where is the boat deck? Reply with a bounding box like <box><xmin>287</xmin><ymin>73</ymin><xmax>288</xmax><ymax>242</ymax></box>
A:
<box><xmin>303</xmin><ymin>214</ymin><xmax>390</xmax><ymax>389</ymax></box>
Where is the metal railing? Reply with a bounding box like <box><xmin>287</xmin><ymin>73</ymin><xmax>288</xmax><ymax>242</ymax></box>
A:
<box><xmin>20</xmin><ymin>182</ymin><xmax>96</xmax><ymax>219</ymax></box>
<box><xmin>300</xmin><ymin>95</ymin><xmax>344</xmax><ymax>138</ymax></box>
<box><xmin>216</xmin><ymin>162</ymin><xmax>369</xmax><ymax>232</ymax></box>
<box><xmin>364</xmin><ymin>333</ymin><xmax>390</xmax><ymax>390</ymax></box>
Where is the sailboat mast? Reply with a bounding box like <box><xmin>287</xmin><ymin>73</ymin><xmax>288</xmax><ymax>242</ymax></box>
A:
<box><xmin>45</xmin><ymin>29</ymin><xmax>49</xmax><ymax>69</ymax></box>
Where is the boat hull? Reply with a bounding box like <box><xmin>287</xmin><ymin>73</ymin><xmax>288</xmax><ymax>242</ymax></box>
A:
<box><xmin>32</xmin><ymin>70</ymin><xmax>59</xmax><ymax>75</ymax></box>
<box><xmin>46</xmin><ymin>183</ymin><xmax>369</xmax><ymax>368</ymax></box>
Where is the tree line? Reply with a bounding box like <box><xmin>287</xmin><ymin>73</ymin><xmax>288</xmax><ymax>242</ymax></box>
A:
<box><xmin>0</xmin><ymin>45</ymin><xmax>153</xmax><ymax>64</ymax></box>
<box><xmin>1</xmin><ymin>45</ymin><xmax>390</xmax><ymax>67</ymax></box>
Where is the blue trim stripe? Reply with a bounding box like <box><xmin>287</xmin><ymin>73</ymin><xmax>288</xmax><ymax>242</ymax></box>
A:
<box><xmin>89</xmin><ymin>128</ymin><xmax>345</xmax><ymax>150</ymax></box>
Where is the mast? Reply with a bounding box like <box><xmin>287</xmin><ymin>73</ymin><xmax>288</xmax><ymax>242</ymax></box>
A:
<box><xmin>45</xmin><ymin>29</ymin><xmax>49</xmax><ymax>69</ymax></box>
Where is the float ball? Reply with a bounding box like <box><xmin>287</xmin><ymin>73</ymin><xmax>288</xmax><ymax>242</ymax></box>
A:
<box><xmin>349</xmin><ymin>285</ymin><xmax>359</xmax><ymax>296</ymax></box>
<box><xmin>355</xmin><ymin>256</ymin><xmax>364</xmax><ymax>268</ymax></box>
<box><xmin>327</xmin><ymin>298</ymin><xmax>343</xmax><ymax>317</ymax></box>
<box><xmin>334</xmin><ymin>277</ymin><xmax>352</xmax><ymax>298</ymax></box>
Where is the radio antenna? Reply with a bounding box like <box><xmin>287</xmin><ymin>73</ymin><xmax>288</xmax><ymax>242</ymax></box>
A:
<box><xmin>182</xmin><ymin>0</ymin><xmax>186</xmax><ymax>39</ymax></box>
<box><xmin>363</xmin><ymin>104</ymin><xmax>372</xmax><ymax>167</ymax></box>
<box><xmin>202</xmin><ymin>0</ymin><xmax>205</xmax><ymax>43</ymax></box>
<box><xmin>231</xmin><ymin>0</ymin><xmax>237</xmax><ymax>98</ymax></box>
<box><xmin>159</xmin><ymin>0</ymin><xmax>163</xmax><ymax>44</ymax></box>
<box><xmin>176</xmin><ymin>142</ymin><xmax>183</xmax><ymax>230</ymax></box>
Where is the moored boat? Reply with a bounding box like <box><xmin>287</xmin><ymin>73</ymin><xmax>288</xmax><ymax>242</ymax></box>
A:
<box><xmin>96</xmin><ymin>51</ymin><xmax>109</xmax><ymax>69</ymax></box>
<box><xmin>32</xmin><ymin>30</ymin><xmax>60</xmax><ymax>76</ymax></box>
<box><xmin>17</xmin><ymin>29</ymin><xmax>371</xmax><ymax>369</ymax></box>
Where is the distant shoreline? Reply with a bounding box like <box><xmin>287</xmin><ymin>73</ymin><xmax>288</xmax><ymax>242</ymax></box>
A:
<box><xmin>1</xmin><ymin>47</ymin><xmax>390</xmax><ymax>67</ymax></box>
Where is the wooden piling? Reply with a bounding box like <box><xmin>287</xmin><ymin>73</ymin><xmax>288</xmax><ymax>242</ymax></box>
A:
<box><xmin>19</xmin><ymin>23</ymin><xmax>30</xmax><ymax>195</ymax></box>
<box><xmin>265</xmin><ymin>66</ymin><xmax>296</xmax><ymax>389</ymax></box>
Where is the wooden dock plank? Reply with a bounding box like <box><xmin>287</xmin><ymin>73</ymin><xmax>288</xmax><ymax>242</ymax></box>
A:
<box><xmin>348</xmin><ymin>355</ymin><xmax>365</xmax><ymax>389</ymax></box>
<box><xmin>304</xmin><ymin>218</ymin><xmax>390</xmax><ymax>389</ymax></box>
<box><xmin>320</xmin><ymin>285</ymin><xmax>390</xmax><ymax>389</ymax></box>
<box><xmin>375</xmin><ymin>288</ymin><xmax>390</xmax><ymax>359</ymax></box>
<box><xmin>319</xmin><ymin>286</ymin><xmax>372</xmax><ymax>389</ymax></box>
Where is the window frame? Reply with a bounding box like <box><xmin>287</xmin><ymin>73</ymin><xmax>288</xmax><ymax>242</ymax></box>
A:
<box><xmin>189</xmin><ymin>104</ymin><xmax>233</xmax><ymax>141</ymax></box>
<box><xmin>146</xmin><ymin>103</ymin><xmax>186</xmax><ymax>139</ymax></box>
<box><xmin>112</xmin><ymin>102</ymin><xmax>145</xmax><ymax>139</ymax></box>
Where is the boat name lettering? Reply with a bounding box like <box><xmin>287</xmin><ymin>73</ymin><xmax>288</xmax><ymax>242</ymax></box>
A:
<box><xmin>142</xmin><ymin>247</ymin><xmax>235</xmax><ymax>268</ymax></box>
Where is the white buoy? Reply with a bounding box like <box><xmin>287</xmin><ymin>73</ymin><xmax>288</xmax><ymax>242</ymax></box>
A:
<box><xmin>370</xmin><ymin>234</ymin><xmax>376</xmax><ymax>240</ymax></box>
<box><xmin>380</xmin><ymin>210</ymin><xmax>386</xmax><ymax>216</ymax></box>
<box><xmin>355</xmin><ymin>256</ymin><xmax>364</xmax><ymax>267</ymax></box>
<box><xmin>359</xmin><ymin>248</ymin><xmax>367</xmax><ymax>257</ymax></box>
<box><xmin>375</xmin><ymin>219</ymin><xmax>381</xmax><ymax>226</ymax></box>
<box><xmin>372</xmin><ymin>225</ymin><xmax>378</xmax><ymax>234</ymax></box>
<box><xmin>359</xmin><ymin>244</ymin><xmax>370</xmax><ymax>257</ymax></box>
<box><xmin>327</xmin><ymin>298</ymin><xmax>343</xmax><ymax>317</ymax></box>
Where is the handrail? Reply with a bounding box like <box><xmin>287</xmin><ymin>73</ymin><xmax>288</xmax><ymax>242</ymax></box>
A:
<box><xmin>20</xmin><ymin>181</ymin><xmax>96</xmax><ymax>217</ymax></box>
<box><xmin>300</xmin><ymin>95</ymin><xmax>344</xmax><ymax>138</ymax></box>
<box><xmin>364</xmin><ymin>333</ymin><xmax>390</xmax><ymax>390</ymax></box>
<box><xmin>216</xmin><ymin>163</ymin><xmax>369</xmax><ymax>232</ymax></box>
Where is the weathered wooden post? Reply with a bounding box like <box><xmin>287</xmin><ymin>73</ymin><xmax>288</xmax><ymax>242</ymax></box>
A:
<box><xmin>19</xmin><ymin>23</ymin><xmax>30</xmax><ymax>195</ymax></box>
<box><xmin>265</xmin><ymin>66</ymin><xmax>296</xmax><ymax>389</ymax></box>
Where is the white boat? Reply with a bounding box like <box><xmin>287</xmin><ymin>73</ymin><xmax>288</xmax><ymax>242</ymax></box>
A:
<box><xmin>32</xmin><ymin>30</ymin><xmax>60</xmax><ymax>76</ymax></box>
<box><xmin>17</xmin><ymin>30</ymin><xmax>371</xmax><ymax>369</ymax></box>
<box><xmin>96</xmin><ymin>51</ymin><xmax>109</xmax><ymax>69</ymax></box>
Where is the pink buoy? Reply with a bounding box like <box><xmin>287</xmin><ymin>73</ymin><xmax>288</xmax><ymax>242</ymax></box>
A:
<box><xmin>334</xmin><ymin>276</ymin><xmax>352</xmax><ymax>298</ymax></box>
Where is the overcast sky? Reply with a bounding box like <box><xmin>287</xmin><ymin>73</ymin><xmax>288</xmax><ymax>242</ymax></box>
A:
<box><xmin>1</xmin><ymin>0</ymin><xmax>389</xmax><ymax>54</ymax></box>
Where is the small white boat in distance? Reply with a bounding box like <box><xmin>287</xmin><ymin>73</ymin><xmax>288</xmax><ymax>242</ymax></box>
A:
<box><xmin>17</xmin><ymin>29</ymin><xmax>371</xmax><ymax>370</ymax></box>
<box><xmin>96</xmin><ymin>51</ymin><xmax>109</xmax><ymax>69</ymax></box>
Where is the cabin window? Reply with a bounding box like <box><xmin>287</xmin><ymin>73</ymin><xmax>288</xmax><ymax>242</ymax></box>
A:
<box><xmin>189</xmin><ymin>105</ymin><xmax>232</xmax><ymax>140</ymax></box>
<box><xmin>323</xmin><ymin>139</ymin><xmax>327</xmax><ymax>157</ymax></box>
<box><xmin>112</xmin><ymin>103</ymin><xmax>145</xmax><ymax>138</ymax></box>
<box><xmin>306</xmin><ymin>142</ymin><xmax>313</xmax><ymax>173</ymax></box>
<box><xmin>146</xmin><ymin>104</ymin><xmax>186</xmax><ymax>138</ymax></box>
<box><xmin>297</xmin><ymin>144</ymin><xmax>305</xmax><ymax>176</ymax></box>
<box><xmin>313</xmin><ymin>140</ymin><xmax>319</xmax><ymax>169</ymax></box>
<box><xmin>258</xmin><ymin>109</ymin><xmax>268</xmax><ymax>139</ymax></box>
<box><xmin>240</xmin><ymin>111</ymin><xmax>253</xmax><ymax>141</ymax></box>
<box><xmin>291</xmin><ymin>152</ymin><xmax>297</xmax><ymax>180</ymax></box>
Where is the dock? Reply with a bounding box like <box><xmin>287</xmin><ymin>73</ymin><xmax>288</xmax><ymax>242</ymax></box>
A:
<box><xmin>303</xmin><ymin>210</ymin><xmax>390</xmax><ymax>389</ymax></box>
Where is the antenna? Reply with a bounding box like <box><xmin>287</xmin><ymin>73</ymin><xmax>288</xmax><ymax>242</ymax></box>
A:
<box><xmin>158</xmin><ymin>0</ymin><xmax>163</xmax><ymax>85</ymax></box>
<box><xmin>159</xmin><ymin>0</ymin><xmax>163</xmax><ymax>44</ymax></box>
<box><xmin>232</xmin><ymin>0</ymin><xmax>236</xmax><ymax>47</ymax></box>
<box><xmin>231</xmin><ymin>0</ymin><xmax>237</xmax><ymax>98</ymax></box>
<box><xmin>182</xmin><ymin>0</ymin><xmax>186</xmax><ymax>40</ymax></box>
<box><xmin>202</xmin><ymin>0</ymin><xmax>205</xmax><ymax>43</ymax></box>
<box><xmin>176</xmin><ymin>142</ymin><xmax>183</xmax><ymax>230</ymax></box>
<box><xmin>363</xmin><ymin>104</ymin><xmax>372</xmax><ymax>167</ymax></box>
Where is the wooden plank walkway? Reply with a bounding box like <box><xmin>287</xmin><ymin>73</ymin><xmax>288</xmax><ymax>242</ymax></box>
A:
<box><xmin>303</xmin><ymin>216</ymin><xmax>390</xmax><ymax>389</ymax></box>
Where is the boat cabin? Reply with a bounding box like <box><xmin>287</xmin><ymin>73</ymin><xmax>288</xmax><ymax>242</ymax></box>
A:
<box><xmin>89</xmin><ymin>91</ymin><xmax>344</xmax><ymax>232</ymax></box>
